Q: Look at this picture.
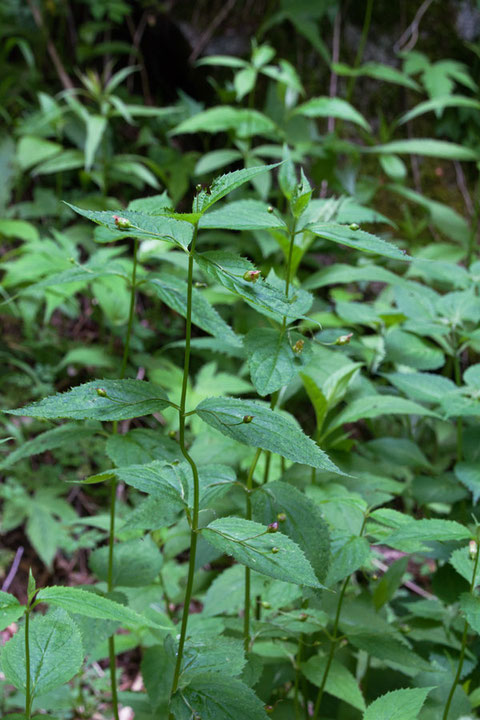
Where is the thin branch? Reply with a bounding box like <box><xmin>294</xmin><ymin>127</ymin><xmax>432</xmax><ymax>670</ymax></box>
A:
<box><xmin>2</xmin><ymin>546</ymin><xmax>24</xmax><ymax>592</ymax></box>
<box><xmin>454</xmin><ymin>160</ymin><xmax>474</xmax><ymax>218</ymax></box>
<box><xmin>189</xmin><ymin>0</ymin><xmax>237</xmax><ymax>62</ymax></box>
<box><xmin>26</xmin><ymin>0</ymin><xmax>74</xmax><ymax>90</ymax></box>
<box><xmin>394</xmin><ymin>0</ymin><xmax>436</xmax><ymax>54</ymax></box>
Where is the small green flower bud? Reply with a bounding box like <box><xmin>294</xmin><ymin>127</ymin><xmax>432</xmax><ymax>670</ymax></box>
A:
<box><xmin>271</xmin><ymin>546</ymin><xmax>279</xmax><ymax>554</ymax></box>
<box><xmin>335</xmin><ymin>333</ymin><xmax>353</xmax><ymax>346</ymax></box>
<box><xmin>261</xmin><ymin>601</ymin><xmax>271</xmax><ymax>609</ymax></box>
<box><xmin>267</xmin><ymin>205</ymin><xmax>274</xmax><ymax>213</ymax></box>
<box><xmin>349</xmin><ymin>222</ymin><xmax>360</xmax><ymax>231</ymax></box>
<box><xmin>299</xmin><ymin>612</ymin><xmax>308</xmax><ymax>622</ymax></box>
<box><xmin>194</xmin><ymin>282</ymin><xmax>207</xmax><ymax>288</ymax></box>
<box><xmin>292</xmin><ymin>339</ymin><xmax>304</xmax><ymax>354</ymax></box>
<box><xmin>168</xmin><ymin>430</ymin><xmax>177</xmax><ymax>440</ymax></box>
<box><xmin>470</xmin><ymin>540</ymin><xmax>478</xmax><ymax>559</ymax></box>
<box><xmin>277</xmin><ymin>512</ymin><xmax>287</xmax><ymax>522</ymax></box>
<box><xmin>96</xmin><ymin>388</ymin><xmax>107</xmax><ymax>397</ymax></box>
<box><xmin>267</xmin><ymin>522</ymin><xmax>279</xmax><ymax>533</ymax></box>
<box><xmin>243</xmin><ymin>415</ymin><xmax>254</xmax><ymax>424</ymax></box>
<box><xmin>243</xmin><ymin>269</ymin><xmax>261</xmax><ymax>283</ymax></box>
<box><xmin>196</xmin><ymin>184</ymin><xmax>202</xmax><ymax>192</ymax></box>
<box><xmin>265</xmin><ymin>706</ymin><xmax>274</xmax><ymax>714</ymax></box>
<box><xmin>113</xmin><ymin>215</ymin><xmax>132</xmax><ymax>229</ymax></box>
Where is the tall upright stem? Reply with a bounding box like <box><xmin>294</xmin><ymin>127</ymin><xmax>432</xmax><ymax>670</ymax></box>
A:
<box><xmin>107</xmin><ymin>237</ymin><xmax>139</xmax><ymax>720</ymax></box>
<box><xmin>443</xmin><ymin>540</ymin><xmax>480</xmax><ymax>720</ymax></box>
<box><xmin>312</xmin><ymin>514</ymin><xmax>367</xmax><ymax>720</ymax></box>
<box><xmin>346</xmin><ymin>0</ymin><xmax>374</xmax><ymax>103</ymax></box>
<box><xmin>453</xmin><ymin>348</ymin><xmax>463</xmax><ymax>462</ymax></box>
<box><xmin>171</xmin><ymin>224</ymin><xmax>200</xmax><ymax>697</ymax></box>
<box><xmin>25</xmin><ymin>608</ymin><xmax>31</xmax><ymax>719</ymax></box>
<box><xmin>243</xmin><ymin>448</ymin><xmax>262</xmax><ymax>652</ymax></box>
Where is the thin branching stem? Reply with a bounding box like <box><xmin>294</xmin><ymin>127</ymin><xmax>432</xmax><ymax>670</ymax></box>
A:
<box><xmin>25</xmin><ymin>607</ymin><xmax>31</xmax><ymax>719</ymax></box>
<box><xmin>170</xmin><ymin>224</ymin><xmax>200</xmax><ymax>699</ymax></box>
<box><xmin>443</xmin><ymin>539</ymin><xmax>480</xmax><ymax>719</ymax></box>
<box><xmin>244</xmin><ymin>447</ymin><xmax>263</xmax><ymax>653</ymax></box>
<box><xmin>107</xmin><ymin>237</ymin><xmax>138</xmax><ymax>720</ymax></box>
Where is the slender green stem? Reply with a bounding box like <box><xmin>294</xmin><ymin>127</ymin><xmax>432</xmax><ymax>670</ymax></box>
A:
<box><xmin>346</xmin><ymin>0</ymin><xmax>374</xmax><ymax>103</ymax></box>
<box><xmin>443</xmin><ymin>540</ymin><xmax>480</xmax><ymax>720</ymax></box>
<box><xmin>170</xmin><ymin>225</ymin><xmax>200</xmax><ymax>698</ymax></box>
<box><xmin>453</xmin><ymin>348</ymin><xmax>463</xmax><ymax>462</ymax></box>
<box><xmin>282</xmin><ymin>218</ymin><xmax>297</xmax><ymax>331</ymax></box>
<box><xmin>312</xmin><ymin>514</ymin><xmax>368</xmax><ymax>719</ymax></box>
<box><xmin>244</xmin><ymin>448</ymin><xmax>262</xmax><ymax>653</ymax></box>
<box><xmin>25</xmin><ymin>608</ymin><xmax>31</xmax><ymax>719</ymax></box>
<box><xmin>106</xmin><ymin>237</ymin><xmax>138</xmax><ymax>720</ymax></box>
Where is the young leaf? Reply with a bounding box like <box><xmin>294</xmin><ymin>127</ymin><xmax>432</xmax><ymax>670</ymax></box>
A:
<box><xmin>245</xmin><ymin>328</ymin><xmax>307</xmax><ymax>396</ymax></box>
<box><xmin>199</xmin><ymin>199</ymin><xmax>286</xmax><ymax>230</ymax></box>
<box><xmin>194</xmin><ymin>163</ymin><xmax>279</xmax><ymax>213</ymax></box>
<box><xmin>7</xmin><ymin>379</ymin><xmax>171</xmax><ymax>421</ymax></box>
<box><xmin>65</xmin><ymin>203</ymin><xmax>194</xmax><ymax>250</ymax></box>
<box><xmin>171</xmin><ymin>106</ymin><xmax>277</xmax><ymax>139</ymax></box>
<box><xmin>1</xmin><ymin>609</ymin><xmax>83</xmax><ymax>699</ymax></box>
<box><xmin>170</xmin><ymin>673</ymin><xmax>269</xmax><ymax>720</ymax></box>
<box><xmin>0</xmin><ymin>591</ymin><xmax>25</xmax><ymax>631</ymax></box>
<box><xmin>294</xmin><ymin>96</ymin><xmax>371</xmax><ymax>131</ymax></box>
<box><xmin>252</xmin><ymin>481</ymin><xmax>330</xmax><ymax>583</ymax></box>
<box><xmin>307</xmin><ymin>223</ymin><xmax>409</xmax><ymax>261</ymax></box>
<box><xmin>35</xmin><ymin>586</ymin><xmax>170</xmax><ymax>629</ymax></box>
<box><xmin>302</xmin><ymin>654</ymin><xmax>365</xmax><ymax>711</ymax></box>
<box><xmin>363</xmin><ymin>687</ymin><xmax>433</xmax><ymax>720</ymax></box>
<box><xmin>196</xmin><ymin>396</ymin><xmax>342</xmax><ymax>474</ymax></box>
<box><xmin>201</xmin><ymin>517</ymin><xmax>324</xmax><ymax>588</ymax></box>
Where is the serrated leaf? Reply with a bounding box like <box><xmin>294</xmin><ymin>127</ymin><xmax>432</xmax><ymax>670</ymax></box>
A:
<box><xmin>385</xmin><ymin>519</ymin><xmax>471</xmax><ymax>551</ymax></box>
<box><xmin>1</xmin><ymin>609</ymin><xmax>83</xmax><ymax>699</ymax></box>
<box><xmin>201</xmin><ymin>517</ymin><xmax>323</xmax><ymax>588</ymax></box>
<box><xmin>106</xmin><ymin>428</ymin><xmax>183</xmax><ymax>466</ymax></box>
<box><xmin>385</xmin><ymin>330</ymin><xmax>445</xmax><ymax>371</ymax></box>
<box><xmin>171</xmin><ymin>106</ymin><xmax>277</xmax><ymax>140</ymax></box>
<box><xmin>105</xmin><ymin>460</ymin><xmax>187</xmax><ymax>504</ymax></box>
<box><xmin>325</xmin><ymin>535</ymin><xmax>370</xmax><ymax>586</ymax></box>
<box><xmin>302</xmin><ymin>654</ymin><xmax>365</xmax><ymax>711</ymax></box>
<box><xmin>35</xmin><ymin>586</ymin><xmax>170</xmax><ymax>629</ymax></box>
<box><xmin>386</xmin><ymin>372</ymin><xmax>456</xmax><ymax>404</ymax></box>
<box><xmin>182</xmin><ymin>636</ymin><xmax>246</xmax><ymax>682</ymax></box>
<box><xmin>455</xmin><ymin>462</ymin><xmax>480</xmax><ymax>504</ymax></box>
<box><xmin>199</xmin><ymin>199</ymin><xmax>286</xmax><ymax>230</ymax></box>
<box><xmin>0</xmin><ymin>423</ymin><xmax>97</xmax><ymax>470</ymax></box>
<box><xmin>65</xmin><ymin>203</ymin><xmax>194</xmax><ymax>250</ymax></box>
<box><xmin>450</xmin><ymin>546</ymin><xmax>480</xmax><ymax>586</ymax></box>
<box><xmin>196</xmin><ymin>396</ymin><xmax>341</xmax><ymax>473</ymax></box>
<box><xmin>252</xmin><ymin>481</ymin><xmax>330</xmax><ymax>583</ymax></box>
<box><xmin>245</xmin><ymin>328</ymin><xmax>307</xmax><ymax>395</ymax></box>
<box><xmin>147</xmin><ymin>274</ymin><xmax>241</xmax><ymax>346</ymax></box>
<box><xmin>346</xmin><ymin>631</ymin><xmax>432</xmax><ymax>673</ymax></box>
<box><xmin>295</xmin><ymin>96</ymin><xmax>370</xmax><ymax>130</ymax></box>
<box><xmin>363</xmin><ymin>687</ymin><xmax>432</xmax><ymax>720</ymax></box>
<box><xmin>0</xmin><ymin>591</ymin><xmax>25</xmax><ymax>631</ymax></box>
<box><xmin>194</xmin><ymin>163</ymin><xmax>279</xmax><ymax>213</ymax></box>
<box><xmin>308</xmin><ymin>223</ymin><xmax>409</xmax><ymax>260</ymax></box>
<box><xmin>460</xmin><ymin>593</ymin><xmax>480</xmax><ymax>634</ymax></box>
<box><xmin>171</xmin><ymin>673</ymin><xmax>268</xmax><ymax>720</ymax></box>
<box><xmin>7</xmin><ymin>380</ymin><xmax>171</xmax><ymax>421</ymax></box>
<box><xmin>89</xmin><ymin>537</ymin><xmax>163</xmax><ymax>587</ymax></box>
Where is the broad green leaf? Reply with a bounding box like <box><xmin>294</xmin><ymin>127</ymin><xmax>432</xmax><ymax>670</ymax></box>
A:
<box><xmin>142</xmin><ymin>644</ymin><xmax>173</xmax><ymax>713</ymax></box>
<box><xmin>363</xmin><ymin>687</ymin><xmax>432</xmax><ymax>720</ymax></box>
<box><xmin>147</xmin><ymin>274</ymin><xmax>241</xmax><ymax>346</ymax></box>
<box><xmin>182</xmin><ymin>636</ymin><xmax>245</xmax><ymax>681</ymax></box>
<box><xmin>302</xmin><ymin>654</ymin><xmax>365</xmax><ymax>711</ymax></box>
<box><xmin>106</xmin><ymin>428</ymin><xmax>183</xmax><ymax>466</ymax></box>
<box><xmin>465</xmin><ymin>364</ymin><xmax>480</xmax><ymax>389</ymax></box>
<box><xmin>460</xmin><ymin>593</ymin><xmax>480</xmax><ymax>634</ymax></box>
<box><xmin>201</xmin><ymin>517</ymin><xmax>323</xmax><ymax>588</ymax></box>
<box><xmin>194</xmin><ymin>149</ymin><xmax>243</xmax><ymax>175</ymax></box>
<box><xmin>365</xmin><ymin>139</ymin><xmax>478</xmax><ymax>161</ymax></box>
<box><xmin>1</xmin><ymin>609</ymin><xmax>83</xmax><ymax>699</ymax></box>
<box><xmin>386</xmin><ymin>372</ymin><xmax>456</xmax><ymax>404</ymax></box>
<box><xmin>295</xmin><ymin>96</ymin><xmax>370</xmax><ymax>131</ymax></box>
<box><xmin>84</xmin><ymin>114</ymin><xmax>107</xmax><ymax>171</ymax></box>
<box><xmin>0</xmin><ymin>423</ymin><xmax>97</xmax><ymax>470</ymax></box>
<box><xmin>398</xmin><ymin>95</ymin><xmax>480</xmax><ymax>125</ymax></box>
<box><xmin>346</xmin><ymin>631</ymin><xmax>432</xmax><ymax>673</ymax></box>
<box><xmin>171</xmin><ymin>673</ymin><xmax>268</xmax><ymax>720</ymax></box>
<box><xmin>450</xmin><ymin>546</ymin><xmax>480</xmax><ymax>586</ymax></box>
<box><xmin>7</xmin><ymin>379</ymin><xmax>171</xmax><ymax>421</ymax></box>
<box><xmin>303</xmin><ymin>263</ymin><xmax>402</xmax><ymax>290</ymax></box>
<box><xmin>58</xmin><ymin>346</ymin><xmax>114</xmax><ymax>369</ymax></box>
<box><xmin>195</xmin><ymin>163</ymin><xmax>279</xmax><ymax>213</ymax></box>
<box><xmin>252</xmin><ymin>481</ymin><xmax>330</xmax><ymax>583</ymax></box>
<box><xmin>325</xmin><ymin>535</ymin><xmax>370</xmax><ymax>586</ymax></box>
<box><xmin>308</xmin><ymin>223</ymin><xmax>409</xmax><ymax>260</ymax></box>
<box><xmin>455</xmin><ymin>462</ymin><xmax>480</xmax><ymax>504</ymax></box>
<box><xmin>65</xmin><ymin>203</ymin><xmax>194</xmax><ymax>250</ymax></box>
<box><xmin>325</xmin><ymin>395</ymin><xmax>439</xmax><ymax>435</ymax></box>
<box><xmin>199</xmin><ymin>200</ymin><xmax>286</xmax><ymax>230</ymax></box>
<box><xmin>196</xmin><ymin>396</ymin><xmax>341</xmax><ymax>473</ymax></box>
<box><xmin>373</xmin><ymin>556</ymin><xmax>409</xmax><ymax>610</ymax></box>
<box><xmin>333</xmin><ymin>61</ymin><xmax>420</xmax><ymax>90</ymax></box>
<box><xmin>385</xmin><ymin>330</ymin><xmax>445</xmax><ymax>371</ymax></box>
<box><xmin>0</xmin><ymin>591</ymin><xmax>25</xmax><ymax>631</ymax></box>
<box><xmin>245</xmin><ymin>328</ymin><xmax>308</xmax><ymax>395</ymax></box>
<box><xmin>196</xmin><ymin>250</ymin><xmax>312</xmax><ymax>322</ymax></box>
<box><xmin>385</xmin><ymin>519</ymin><xmax>471</xmax><ymax>551</ymax></box>
<box><xmin>34</xmin><ymin>149</ymin><xmax>84</xmax><ymax>174</ymax></box>
<box><xmin>16</xmin><ymin>135</ymin><xmax>62</xmax><ymax>171</ymax></box>
<box><xmin>104</xmin><ymin>460</ymin><xmax>187</xmax><ymax>505</ymax></box>
<box><xmin>36</xmin><ymin>586</ymin><xmax>170</xmax><ymax>629</ymax></box>
<box><xmin>171</xmin><ymin>106</ymin><xmax>277</xmax><ymax>139</ymax></box>
<box><xmin>89</xmin><ymin>536</ymin><xmax>163</xmax><ymax>587</ymax></box>
<box><xmin>0</xmin><ymin>219</ymin><xmax>39</xmax><ymax>242</ymax></box>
